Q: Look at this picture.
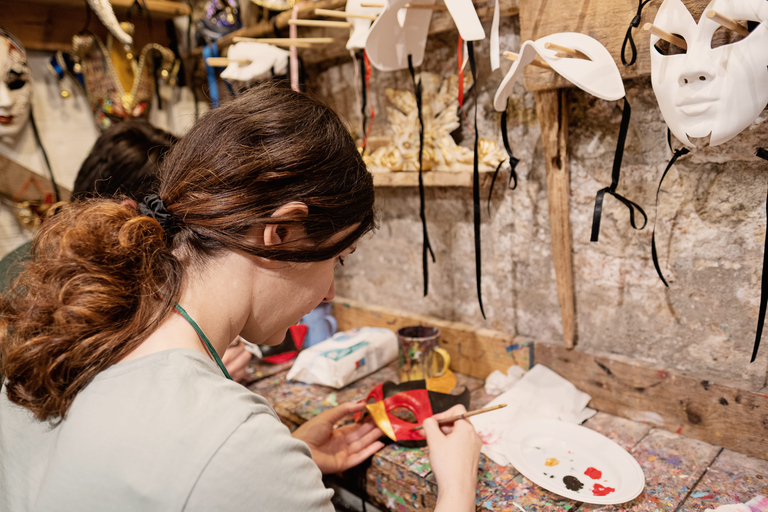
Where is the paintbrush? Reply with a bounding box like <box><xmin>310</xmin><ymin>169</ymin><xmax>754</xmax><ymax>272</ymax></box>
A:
<box><xmin>411</xmin><ymin>403</ymin><xmax>507</xmax><ymax>431</ymax></box>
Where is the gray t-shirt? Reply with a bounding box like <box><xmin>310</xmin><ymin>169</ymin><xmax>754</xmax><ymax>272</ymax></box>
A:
<box><xmin>0</xmin><ymin>349</ymin><xmax>334</xmax><ymax>512</ymax></box>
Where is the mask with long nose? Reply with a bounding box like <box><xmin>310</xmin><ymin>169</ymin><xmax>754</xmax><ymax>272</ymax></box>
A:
<box><xmin>650</xmin><ymin>0</ymin><xmax>768</xmax><ymax>147</ymax></box>
<box><xmin>0</xmin><ymin>30</ymin><xmax>32</xmax><ymax>143</ymax></box>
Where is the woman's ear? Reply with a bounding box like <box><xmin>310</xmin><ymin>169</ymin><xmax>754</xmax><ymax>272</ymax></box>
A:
<box><xmin>263</xmin><ymin>202</ymin><xmax>309</xmax><ymax>247</ymax></box>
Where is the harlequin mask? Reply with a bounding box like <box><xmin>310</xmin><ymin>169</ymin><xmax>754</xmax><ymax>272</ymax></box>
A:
<box><xmin>650</xmin><ymin>0</ymin><xmax>768</xmax><ymax>147</ymax></box>
<box><xmin>355</xmin><ymin>371</ymin><xmax>470</xmax><ymax>447</ymax></box>
<box><xmin>0</xmin><ymin>29</ymin><xmax>32</xmax><ymax>142</ymax></box>
<box><xmin>258</xmin><ymin>324</ymin><xmax>307</xmax><ymax>364</ymax></box>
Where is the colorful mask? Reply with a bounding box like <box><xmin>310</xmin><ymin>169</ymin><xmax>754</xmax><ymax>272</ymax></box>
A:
<box><xmin>650</xmin><ymin>0</ymin><xmax>768</xmax><ymax>147</ymax></box>
<box><xmin>0</xmin><ymin>29</ymin><xmax>32</xmax><ymax>143</ymax></box>
<box><xmin>258</xmin><ymin>324</ymin><xmax>307</xmax><ymax>364</ymax></box>
<box><xmin>356</xmin><ymin>371</ymin><xmax>470</xmax><ymax>446</ymax></box>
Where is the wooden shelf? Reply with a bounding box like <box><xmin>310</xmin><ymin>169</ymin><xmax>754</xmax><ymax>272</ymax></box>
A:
<box><xmin>372</xmin><ymin>170</ymin><xmax>498</xmax><ymax>187</ymax></box>
<box><xmin>4</xmin><ymin>0</ymin><xmax>187</xmax><ymax>52</ymax></box>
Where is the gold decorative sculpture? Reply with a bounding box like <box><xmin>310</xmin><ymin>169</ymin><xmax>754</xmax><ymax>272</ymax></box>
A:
<box><xmin>363</xmin><ymin>72</ymin><xmax>504</xmax><ymax>172</ymax></box>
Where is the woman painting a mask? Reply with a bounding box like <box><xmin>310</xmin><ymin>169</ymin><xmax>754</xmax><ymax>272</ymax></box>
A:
<box><xmin>0</xmin><ymin>29</ymin><xmax>31</xmax><ymax>144</ymax></box>
<box><xmin>0</xmin><ymin>84</ymin><xmax>482</xmax><ymax>511</ymax></box>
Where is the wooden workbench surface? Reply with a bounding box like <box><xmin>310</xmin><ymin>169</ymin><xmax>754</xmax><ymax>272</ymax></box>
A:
<box><xmin>246</xmin><ymin>361</ymin><xmax>768</xmax><ymax>512</ymax></box>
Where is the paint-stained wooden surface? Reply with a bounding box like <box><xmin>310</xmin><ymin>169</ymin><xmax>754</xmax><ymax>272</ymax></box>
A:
<box><xmin>516</xmin><ymin>0</ymin><xmax>711</xmax><ymax>92</ymax></box>
<box><xmin>535</xmin><ymin>342</ymin><xmax>768</xmax><ymax>461</ymax></box>
<box><xmin>332</xmin><ymin>298</ymin><xmax>534</xmax><ymax>380</ymax></box>
<box><xmin>679</xmin><ymin>450</ymin><xmax>768</xmax><ymax>512</ymax></box>
<box><xmin>246</xmin><ymin>358</ymin><xmax>768</xmax><ymax>512</ymax></box>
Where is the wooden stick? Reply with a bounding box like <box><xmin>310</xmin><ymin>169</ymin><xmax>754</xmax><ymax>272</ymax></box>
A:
<box><xmin>405</xmin><ymin>3</ymin><xmax>447</xmax><ymax>9</ymax></box>
<box><xmin>643</xmin><ymin>23</ymin><xmax>688</xmax><ymax>50</ymax></box>
<box><xmin>411</xmin><ymin>404</ymin><xmax>507</xmax><ymax>431</ymax></box>
<box><xmin>360</xmin><ymin>1</ymin><xmax>385</xmax><ymax>6</ymax></box>
<box><xmin>232</xmin><ymin>36</ymin><xmax>335</xmax><ymax>47</ymax></box>
<box><xmin>503</xmin><ymin>51</ymin><xmax>553</xmax><ymax>70</ymax></box>
<box><xmin>205</xmin><ymin>57</ymin><xmax>250</xmax><ymax>67</ymax></box>
<box><xmin>706</xmin><ymin>10</ymin><xmax>750</xmax><ymax>37</ymax></box>
<box><xmin>288</xmin><ymin>19</ymin><xmax>353</xmax><ymax>28</ymax></box>
<box><xmin>543</xmin><ymin>41</ymin><xmax>589</xmax><ymax>60</ymax></box>
<box><xmin>314</xmin><ymin>8</ymin><xmax>378</xmax><ymax>20</ymax></box>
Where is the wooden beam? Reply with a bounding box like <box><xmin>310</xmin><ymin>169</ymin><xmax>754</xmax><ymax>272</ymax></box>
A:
<box><xmin>23</xmin><ymin>0</ymin><xmax>190</xmax><ymax>18</ymax></box>
<box><xmin>534</xmin><ymin>89</ymin><xmax>576</xmax><ymax>349</ymax></box>
<box><xmin>331</xmin><ymin>297</ymin><xmax>534</xmax><ymax>379</ymax></box>
<box><xmin>535</xmin><ymin>342</ymin><xmax>768</xmax><ymax>461</ymax></box>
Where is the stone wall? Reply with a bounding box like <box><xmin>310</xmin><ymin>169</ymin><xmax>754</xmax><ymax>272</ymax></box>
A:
<box><xmin>306</xmin><ymin>17</ymin><xmax>768</xmax><ymax>389</ymax></box>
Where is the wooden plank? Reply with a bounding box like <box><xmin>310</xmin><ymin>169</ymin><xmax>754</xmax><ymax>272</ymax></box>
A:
<box><xmin>517</xmin><ymin>0</ymin><xmax>711</xmax><ymax>92</ymax></box>
<box><xmin>332</xmin><ymin>297</ymin><xmax>534</xmax><ymax>380</ymax></box>
<box><xmin>581</xmin><ymin>429</ymin><xmax>721</xmax><ymax>512</ymax></box>
<box><xmin>534</xmin><ymin>89</ymin><xmax>576</xmax><ymax>349</ymax></box>
<box><xmin>372</xmin><ymin>170</ymin><xmax>498</xmax><ymax>188</ymax></box>
<box><xmin>679</xmin><ymin>450</ymin><xmax>768</xmax><ymax>511</ymax></box>
<box><xmin>0</xmin><ymin>154</ymin><xmax>71</xmax><ymax>202</ymax></box>
<box><xmin>535</xmin><ymin>342</ymin><xmax>768</xmax><ymax>461</ymax></box>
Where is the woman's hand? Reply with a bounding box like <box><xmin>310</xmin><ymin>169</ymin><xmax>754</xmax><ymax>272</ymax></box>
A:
<box><xmin>222</xmin><ymin>337</ymin><xmax>253</xmax><ymax>384</ymax></box>
<box><xmin>292</xmin><ymin>402</ymin><xmax>385</xmax><ymax>474</ymax></box>
<box><xmin>423</xmin><ymin>404</ymin><xmax>482</xmax><ymax>512</ymax></box>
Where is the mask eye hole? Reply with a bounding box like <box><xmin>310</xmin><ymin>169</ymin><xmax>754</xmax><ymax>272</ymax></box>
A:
<box><xmin>389</xmin><ymin>407</ymin><xmax>418</xmax><ymax>423</ymax></box>
<box><xmin>7</xmin><ymin>79</ymin><xmax>25</xmax><ymax>91</ymax></box>
<box><xmin>711</xmin><ymin>21</ymin><xmax>760</xmax><ymax>49</ymax></box>
<box><xmin>654</xmin><ymin>36</ymin><xmax>687</xmax><ymax>56</ymax></box>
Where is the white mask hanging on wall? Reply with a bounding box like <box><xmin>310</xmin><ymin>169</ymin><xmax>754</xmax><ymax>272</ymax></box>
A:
<box><xmin>345</xmin><ymin>0</ymin><xmax>382</xmax><ymax>51</ymax></box>
<box><xmin>365</xmin><ymin>0</ymin><xmax>484</xmax><ymax>71</ymax></box>
<box><xmin>220</xmin><ymin>42</ymin><xmax>289</xmax><ymax>84</ymax></box>
<box><xmin>650</xmin><ymin>0</ymin><xmax>768</xmax><ymax>147</ymax></box>
<box><xmin>494</xmin><ymin>32</ymin><xmax>625</xmax><ymax>111</ymax></box>
<box><xmin>0</xmin><ymin>31</ymin><xmax>32</xmax><ymax>144</ymax></box>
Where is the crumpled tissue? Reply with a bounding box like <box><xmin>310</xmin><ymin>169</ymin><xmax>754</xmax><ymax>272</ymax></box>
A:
<box><xmin>470</xmin><ymin>364</ymin><xmax>596</xmax><ymax>466</ymax></box>
<box><xmin>484</xmin><ymin>365</ymin><xmax>526</xmax><ymax>395</ymax></box>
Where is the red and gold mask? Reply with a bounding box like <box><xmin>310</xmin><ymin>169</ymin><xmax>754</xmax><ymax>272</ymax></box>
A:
<box><xmin>356</xmin><ymin>371</ymin><xmax>470</xmax><ymax>447</ymax></box>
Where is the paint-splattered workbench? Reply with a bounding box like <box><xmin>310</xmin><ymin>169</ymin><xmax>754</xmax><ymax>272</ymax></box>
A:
<box><xmin>246</xmin><ymin>360</ymin><xmax>768</xmax><ymax>512</ymax></box>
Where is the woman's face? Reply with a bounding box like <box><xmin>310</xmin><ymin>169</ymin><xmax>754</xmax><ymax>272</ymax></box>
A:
<box><xmin>240</xmin><ymin>237</ymin><xmax>358</xmax><ymax>347</ymax></box>
<box><xmin>650</xmin><ymin>0</ymin><xmax>768</xmax><ymax>146</ymax></box>
<box><xmin>0</xmin><ymin>36</ymin><xmax>31</xmax><ymax>142</ymax></box>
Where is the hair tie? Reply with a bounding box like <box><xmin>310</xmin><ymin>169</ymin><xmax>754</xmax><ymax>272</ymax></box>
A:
<box><xmin>139</xmin><ymin>194</ymin><xmax>180</xmax><ymax>239</ymax></box>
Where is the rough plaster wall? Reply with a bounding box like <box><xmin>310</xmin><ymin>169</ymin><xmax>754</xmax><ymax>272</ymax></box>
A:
<box><xmin>306</xmin><ymin>17</ymin><xmax>768</xmax><ymax>389</ymax></box>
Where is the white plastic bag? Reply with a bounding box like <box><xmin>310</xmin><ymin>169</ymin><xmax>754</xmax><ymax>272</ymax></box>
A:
<box><xmin>286</xmin><ymin>327</ymin><xmax>398</xmax><ymax>389</ymax></box>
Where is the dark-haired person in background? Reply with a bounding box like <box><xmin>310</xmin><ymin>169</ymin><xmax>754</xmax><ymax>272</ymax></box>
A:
<box><xmin>0</xmin><ymin>84</ymin><xmax>482</xmax><ymax>511</ymax></box>
<box><xmin>0</xmin><ymin>119</ymin><xmax>251</xmax><ymax>382</ymax></box>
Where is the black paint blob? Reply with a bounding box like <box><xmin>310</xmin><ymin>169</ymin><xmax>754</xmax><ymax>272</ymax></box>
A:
<box><xmin>563</xmin><ymin>475</ymin><xmax>584</xmax><ymax>492</ymax></box>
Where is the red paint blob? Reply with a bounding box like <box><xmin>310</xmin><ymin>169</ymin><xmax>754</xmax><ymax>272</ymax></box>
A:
<box><xmin>584</xmin><ymin>467</ymin><xmax>602</xmax><ymax>480</ymax></box>
<box><xmin>592</xmin><ymin>483</ymin><xmax>616</xmax><ymax>496</ymax></box>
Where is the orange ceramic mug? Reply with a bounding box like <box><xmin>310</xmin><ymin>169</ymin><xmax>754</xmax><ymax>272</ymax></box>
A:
<box><xmin>396</xmin><ymin>325</ymin><xmax>450</xmax><ymax>382</ymax></box>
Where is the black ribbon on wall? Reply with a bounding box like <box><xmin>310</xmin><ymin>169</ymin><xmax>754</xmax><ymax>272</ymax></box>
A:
<box><xmin>590</xmin><ymin>98</ymin><xmax>647</xmax><ymax>242</ymax></box>
<box><xmin>358</xmin><ymin>49</ymin><xmax>368</xmax><ymax>147</ymax></box>
<box><xmin>621</xmin><ymin>0</ymin><xmax>653</xmax><ymax>66</ymax></box>
<box><xmin>487</xmin><ymin>107</ymin><xmax>519</xmax><ymax>214</ymax></box>
<box><xmin>408</xmin><ymin>55</ymin><xmax>435</xmax><ymax>297</ymax></box>
<box><xmin>467</xmin><ymin>41</ymin><xmax>486</xmax><ymax>319</ymax></box>
<box><xmin>650</xmin><ymin>134</ymin><xmax>689</xmax><ymax>287</ymax></box>
<box><xmin>752</xmin><ymin>147</ymin><xmax>768</xmax><ymax>363</ymax></box>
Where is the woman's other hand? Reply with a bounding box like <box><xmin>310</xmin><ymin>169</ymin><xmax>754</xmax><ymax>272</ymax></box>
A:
<box><xmin>423</xmin><ymin>404</ymin><xmax>482</xmax><ymax>512</ymax></box>
<box><xmin>222</xmin><ymin>337</ymin><xmax>252</xmax><ymax>384</ymax></box>
<box><xmin>292</xmin><ymin>402</ymin><xmax>385</xmax><ymax>474</ymax></box>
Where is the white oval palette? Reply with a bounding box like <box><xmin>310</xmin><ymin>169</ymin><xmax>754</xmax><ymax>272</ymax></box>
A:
<box><xmin>506</xmin><ymin>419</ymin><xmax>645</xmax><ymax>505</ymax></box>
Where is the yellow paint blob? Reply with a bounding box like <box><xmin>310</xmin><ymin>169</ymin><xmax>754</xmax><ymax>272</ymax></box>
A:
<box><xmin>545</xmin><ymin>458</ymin><xmax>560</xmax><ymax>467</ymax></box>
